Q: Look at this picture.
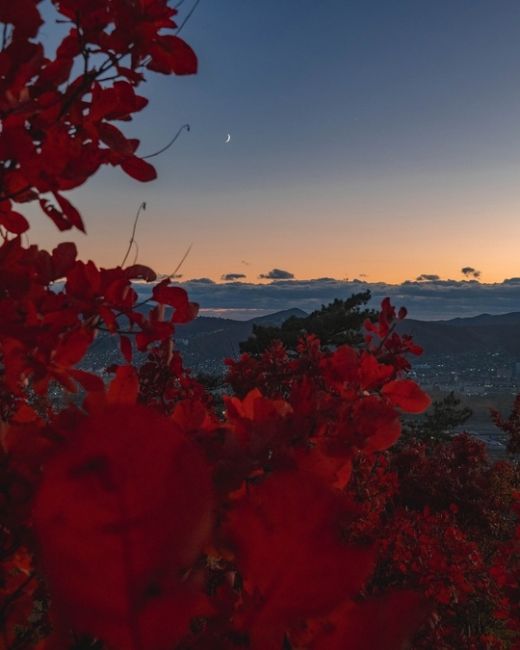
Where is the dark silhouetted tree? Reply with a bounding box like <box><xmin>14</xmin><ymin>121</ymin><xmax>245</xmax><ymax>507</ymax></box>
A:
<box><xmin>240</xmin><ymin>291</ymin><xmax>376</xmax><ymax>355</ymax></box>
<box><xmin>403</xmin><ymin>391</ymin><xmax>472</xmax><ymax>442</ymax></box>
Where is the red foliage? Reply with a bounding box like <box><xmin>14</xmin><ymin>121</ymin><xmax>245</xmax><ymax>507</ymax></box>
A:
<box><xmin>0</xmin><ymin>4</ymin><xmax>518</xmax><ymax>650</ymax></box>
<box><xmin>225</xmin><ymin>469</ymin><xmax>376</xmax><ymax>649</ymax></box>
<box><xmin>0</xmin><ymin>0</ymin><xmax>197</xmax><ymax>232</ymax></box>
<box><xmin>33</xmin><ymin>406</ymin><xmax>213</xmax><ymax>650</ymax></box>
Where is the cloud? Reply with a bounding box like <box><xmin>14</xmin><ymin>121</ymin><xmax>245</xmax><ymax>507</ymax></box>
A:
<box><xmin>461</xmin><ymin>266</ymin><xmax>481</xmax><ymax>279</ymax></box>
<box><xmin>416</xmin><ymin>274</ymin><xmax>441</xmax><ymax>282</ymax></box>
<box><xmin>259</xmin><ymin>268</ymin><xmax>295</xmax><ymax>280</ymax></box>
<box><xmin>186</xmin><ymin>277</ymin><xmax>216</xmax><ymax>284</ymax></box>
<box><xmin>221</xmin><ymin>273</ymin><xmax>246</xmax><ymax>282</ymax></box>
<box><xmin>131</xmin><ymin>277</ymin><xmax>520</xmax><ymax>322</ymax></box>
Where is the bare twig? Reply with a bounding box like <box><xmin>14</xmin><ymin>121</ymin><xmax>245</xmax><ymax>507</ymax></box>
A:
<box><xmin>132</xmin><ymin>240</ymin><xmax>139</xmax><ymax>265</ymax></box>
<box><xmin>176</xmin><ymin>0</ymin><xmax>202</xmax><ymax>35</ymax></box>
<box><xmin>169</xmin><ymin>243</ymin><xmax>193</xmax><ymax>278</ymax></box>
<box><xmin>121</xmin><ymin>202</ymin><xmax>146</xmax><ymax>267</ymax></box>
<box><xmin>142</xmin><ymin>123</ymin><xmax>191</xmax><ymax>160</ymax></box>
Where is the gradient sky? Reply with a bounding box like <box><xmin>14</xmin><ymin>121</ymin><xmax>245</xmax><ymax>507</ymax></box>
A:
<box><xmin>32</xmin><ymin>0</ymin><xmax>520</xmax><ymax>284</ymax></box>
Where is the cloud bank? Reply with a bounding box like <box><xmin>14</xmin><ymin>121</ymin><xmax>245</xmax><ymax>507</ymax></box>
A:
<box><xmin>131</xmin><ymin>277</ymin><xmax>520</xmax><ymax>321</ymax></box>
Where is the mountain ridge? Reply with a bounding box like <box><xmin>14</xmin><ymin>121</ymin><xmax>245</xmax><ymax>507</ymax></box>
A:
<box><xmin>82</xmin><ymin>309</ymin><xmax>520</xmax><ymax>374</ymax></box>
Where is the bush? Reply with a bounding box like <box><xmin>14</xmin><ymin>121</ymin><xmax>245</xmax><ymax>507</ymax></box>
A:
<box><xmin>0</xmin><ymin>4</ymin><xmax>518</xmax><ymax>649</ymax></box>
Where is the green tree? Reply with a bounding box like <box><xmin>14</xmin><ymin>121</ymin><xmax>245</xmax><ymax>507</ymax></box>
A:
<box><xmin>403</xmin><ymin>391</ymin><xmax>472</xmax><ymax>442</ymax></box>
<box><xmin>240</xmin><ymin>291</ymin><xmax>376</xmax><ymax>355</ymax></box>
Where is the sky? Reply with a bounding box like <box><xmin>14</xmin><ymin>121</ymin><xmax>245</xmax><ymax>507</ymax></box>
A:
<box><xmin>31</xmin><ymin>1</ymin><xmax>520</xmax><ymax>307</ymax></box>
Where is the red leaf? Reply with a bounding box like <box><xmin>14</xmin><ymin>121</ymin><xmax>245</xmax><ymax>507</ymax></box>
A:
<box><xmin>3</xmin><ymin>170</ymin><xmax>36</xmax><ymax>202</ymax></box>
<box><xmin>321</xmin><ymin>345</ymin><xmax>359</xmax><ymax>386</ymax></box>
<box><xmin>51</xmin><ymin>242</ymin><xmax>77</xmax><ymax>278</ymax></box>
<box><xmin>53</xmin><ymin>192</ymin><xmax>85</xmax><ymax>232</ymax></box>
<box><xmin>0</xmin><ymin>0</ymin><xmax>42</xmax><ymax>37</ymax></box>
<box><xmin>354</xmin><ymin>395</ymin><xmax>401</xmax><ymax>452</ymax></box>
<box><xmin>148</xmin><ymin>36</ymin><xmax>198</xmax><ymax>76</ymax></box>
<box><xmin>39</xmin><ymin>199</ymin><xmax>72</xmax><ymax>231</ymax></box>
<box><xmin>38</xmin><ymin>56</ymin><xmax>74</xmax><ymax>88</ymax></box>
<box><xmin>107</xmin><ymin>365</ymin><xmax>139</xmax><ymax>404</ymax></box>
<box><xmin>0</xmin><ymin>207</ymin><xmax>29</xmax><ymax>234</ymax></box>
<box><xmin>226</xmin><ymin>470</ymin><xmax>375</xmax><ymax>648</ymax></box>
<box><xmin>153</xmin><ymin>281</ymin><xmax>187</xmax><ymax>304</ymax></box>
<box><xmin>56</xmin><ymin>28</ymin><xmax>81</xmax><ymax>58</ymax></box>
<box><xmin>121</xmin><ymin>155</ymin><xmax>157</xmax><ymax>182</ymax></box>
<box><xmin>53</xmin><ymin>329</ymin><xmax>93</xmax><ymax>367</ymax></box>
<box><xmin>98</xmin><ymin>122</ymin><xmax>137</xmax><ymax>155</ymax></box>
<box><xmin>172</xmin><ymin>300</ymin><xmax>199</xmax><ymax>323</ymax></box>
<box><xmin>66</xmin><ymin>260</ymin><xmax>101</xmax><ymax>298</ymax></box>
<box><xmin>171</xmin><ymin>399</ymin><xmax>210</xmax><ymax>434</ymax></box>
<box><xmin>358</xmin><ymin>352</ymin><xmax>394</xmax><ymax>390</ymax></box>
<box><xmin>69</xmin><ymin>369</ymin><xmax>105</xmax><ymax>393</ymax></box>
<box><xmin>33</xmin><ymin>405</ymin><xmax>214</xmax><ymax>650</ymax></box>
<box><xmin>382</xmin><ymin>379</ymin><xmax>431</xmax><ymax>413</ymax></box>
<box><xmin>119</xmin><ymin>336</ymin><xmax>133</xmax><ymax>363</ymax></box>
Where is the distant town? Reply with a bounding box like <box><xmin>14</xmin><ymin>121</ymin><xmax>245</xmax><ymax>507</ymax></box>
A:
<box><xmin>412</xmin><ymin>351</ymin><xmax>520</xmax><ymax>396</ymax></box>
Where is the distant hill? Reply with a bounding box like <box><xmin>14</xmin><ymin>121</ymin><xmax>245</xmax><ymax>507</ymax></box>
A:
<box><xmin>398</xmin><ymin>312</ymin><xmax>520</xmax><ymax>357</ymax></box>
<box><xmin>175</xmin><ymin>308</ymin><xmax>307</xmax><ymax>369</ymax></box>
<box><xmin>81</xmin><ymin>309</ymin><xmax>520</xmax><ymax>375</ymax></box>
<box><xmin>82</xmin><ymin>308</ymin><xmax>308</xmax><ymax>374</ymax></box>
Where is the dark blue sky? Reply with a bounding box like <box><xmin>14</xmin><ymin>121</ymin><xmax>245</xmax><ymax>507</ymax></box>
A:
<box><xmin>35</xmin><ymin>1</ymin><xmax>520</xmax><ymax>284</ymax></box>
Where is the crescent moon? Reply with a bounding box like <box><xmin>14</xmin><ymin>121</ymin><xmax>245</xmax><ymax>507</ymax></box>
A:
<box><xmin>225</xmin><ymin>133</ymin><xmax>231</xmax><ymax>143</ymax></box>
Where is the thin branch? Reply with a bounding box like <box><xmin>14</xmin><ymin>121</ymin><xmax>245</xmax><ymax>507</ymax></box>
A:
<box><xmin>132</xmin><ymin>240</ymin><xmax>139</xmax><ymax>266</ymax></box>
<box><xmin>169</xmin><ymin>243</ymin><xmax>193</xmax><ymax>279</ymax></box>
<box><xmin>108</xmin><ymin>242</ymin><xmax>194</xmax><ymax>319</ymax></box>
<box><xmin>142</xmin><ymin>123</ymin><xmax>190</xmax><ymax>160</ymax></box>
<box><xmin>96</xmin><ymin>325</ymin><xmax>140</xmax><ymax>335</ymax></box>
<box><xmin>121</xmin><ymin>202</ymin><xmax>146</xmax><ymax>267</ymax></box>
<box><xmin>176</xmin><ymin>0</ymin><xmax>202</xmax><ymax>35</ymax></box>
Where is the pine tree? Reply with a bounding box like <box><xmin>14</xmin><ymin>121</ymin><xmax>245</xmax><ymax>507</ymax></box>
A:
<box><xmin>240</xmin><ymin>290</ymin><xmax>376</xmax><ymax>355</ymax></box>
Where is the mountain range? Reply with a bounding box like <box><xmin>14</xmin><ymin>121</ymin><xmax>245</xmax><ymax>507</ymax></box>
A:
<box><xmin>82</xmin><ymin>309</ymin><xmax>520</xmax><ymax>375</ymax></box>
<box><xmin>398</xmin><ymin>311</ymin><xmax>520</xmax><ymax>357</ymax></box>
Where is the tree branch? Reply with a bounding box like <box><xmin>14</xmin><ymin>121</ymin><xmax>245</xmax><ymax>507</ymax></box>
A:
<box><xmin>121</xmin><ymin>202</ymin><xmax>146</xmax><ymax>267</ymax></box>
<box><xmin>169</xmin><ymin>242</ymin><xmax>193</xmax><ymax>278</ymax></box>
<box><xmin>142</xmin><ymin>123</ymin><xmax>190</xmax><ymax>160</ymax></box>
